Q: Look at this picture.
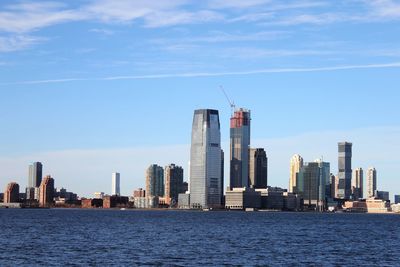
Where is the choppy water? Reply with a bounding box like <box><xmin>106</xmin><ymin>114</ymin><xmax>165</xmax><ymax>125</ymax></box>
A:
<box><xmin>0</xmin><ymin>209</ymin><xmax>399</xmax><ymax>266</ymax></box>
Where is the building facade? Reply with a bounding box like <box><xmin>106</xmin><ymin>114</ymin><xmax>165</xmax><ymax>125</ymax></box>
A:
<box><xmin>146</xmin><ymin>164</ymin><xmax>164</xmax><ymax>197</ymax></box>
<box><xmin>289</xmin><ymin>154</ymin><xmax>303</xmax><ymax>193</ymax></box>
<box><xmin>3</xmin><ymin>182</ymin><xmax>19</xmax><ymax>203</ymax></box>
<box><xmin>112</xmin><ymin>172</ymin><xmax>120</xmax><ymax>196</ymax></box>
<box><xmin>395</xmin><ymin>195</ymin><xmax>400</xmax><ymax>204</ymax></box>
<box><xmin>27</xmin><ymin>162</ymin><xmax>43</xmax><ymax>200</ymax></box>
<box><xmin>249</xmin><ymin>148</ymin><xmax>268</xmax><ymax>189</ymax></box>
<box><xmin>230</xmin><ymin>108</ymin><xmax>251</xmax><ymax>189</ymax></box>
<box><xmin>352</xmin><ymin>167</ymin><xmax>364</xmax><ymax>200</ymax></box>
<box><xmin>367</xmin><ymin>167</ymin><xmax>377</xmax><ymax>198</ymax></box>
<box><xmin>39</xmin><ymin>175</ymin><xmax>54</xmax><ymax>207</ymax></box>
<box><xmin>190</xmin><ymin>109</ymin><xmax>222</xmax><ymax>209</ymax></box>
<box><xmin>133</xmin><ymin>188</ymin><xmax>146</xmax><ymax>198</ymax></box>
<box><xmin>297</xmin><ymin>160</ymin><xmax>330</xmax><ymax>211</ymax></box>
<box><xmin>164</xmin><ymin>164</ymin><xmax>184</xmax><ymax>206</ymax></box>
<box><xmin>338</xmin><ymin>142</ymin><xmax>352</xmax><ymax>199</ymax></box>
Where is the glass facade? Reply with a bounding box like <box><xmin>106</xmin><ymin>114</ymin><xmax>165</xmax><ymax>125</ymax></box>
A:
<box><xmin>338</xmin><ymin>142</ymin><xmax>352</xmax><ymax>199</ymax></box>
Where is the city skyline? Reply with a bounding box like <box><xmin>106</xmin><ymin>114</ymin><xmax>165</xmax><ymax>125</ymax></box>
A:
<box><xmin>0</xmin><ymin>1</ymin><xmax>399</xmax><ymax>199</ymax></box>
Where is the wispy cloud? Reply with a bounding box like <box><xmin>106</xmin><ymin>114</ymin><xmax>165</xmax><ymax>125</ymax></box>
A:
<box><xmin>2</xmin><ymin>62</ymin><xmax>400</xmax><ymax>85</ymax></box>
<box><xmin>0</xmin><ymin>35</ymin><xmax>44</xmax><ymax>52</ymax></box>
<box><xmin>89</xmin><ymin>28</ymin><xmax>114</xmax><ymax>35</ymax></box>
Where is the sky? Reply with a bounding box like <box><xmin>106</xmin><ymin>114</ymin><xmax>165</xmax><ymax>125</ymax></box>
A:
<box><xmin>0</xmin><ymin>0</ymin><xmax>399</xmax><ymax>199</ymax></box>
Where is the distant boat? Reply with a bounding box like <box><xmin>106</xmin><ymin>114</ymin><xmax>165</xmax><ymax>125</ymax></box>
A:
<box><xmin>120</xmin><ymin>208</ymin><xmax>126</xmax><ymax>211</ymax></box>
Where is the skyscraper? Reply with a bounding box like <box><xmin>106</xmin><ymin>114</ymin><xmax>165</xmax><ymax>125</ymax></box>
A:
<box><xmin>27</xmin><ymin>162</ymin><xmax>43</xmax><ymax>200</ymax></box>
<box><xmin>249</xmin><ymin>148</ymin><xmax>268</xmax><ymax>189</ymax></box>
<box><xmin>221</xmin><ymin>149</ymin><xmax>225</xmax><ymax>205</ymax></box>
<box><xmin>230</xmin><ymin>108</ymin><xmax>251</xmax><ymax>189</ymax></box>
<box><xmin>39</xmin><ymin>175</ymin><xmax>54</xmax><ymax>207</ymax></box>
<box><xmin>352</xmin><ymin>167</ymin><xmax>363</xmax><ymax>200</ymax></box>
<box><xmin>297</xmin><ymin>160</ymin><xmax>330</xmax><ymax>211</ymax></box>
<box><xmin>338</xmin><ymin>142</ymin><xmax>352</xmax><ymax>199</ymax></box>
<box><xmin>289</xmin><ymin>154</ymin><xmax>303</xmax><ymax>193</ymax></box>
<box><xmin>146</xmin><ymin>164</ymin><xmax>164</xmax><ymax>197</ymax></box>
<box><xmin>190</xmin><ymin>109</ymin><xmax>222</xmax><ymax>209</ymax></box>
<box><xmin>3</xmin><ymin>182</ymin><xmax>19</xmax><ymax>203</ymax></box>
<box><xmin>112</xmin><ymin>172</ymin><xmax>120</xmax><ymax>196</ymax></box>
<box><xmin>367</xmin><ymin>167</ymin><xmax>377</xmax><ymax>198</ymax></box>
<box><xmin>164</xmin><ymin>164</ymin><xmax>184</xmax><ymax>205</ymax></box>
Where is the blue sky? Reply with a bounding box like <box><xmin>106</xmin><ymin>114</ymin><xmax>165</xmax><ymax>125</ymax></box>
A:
<box><xmin>0</xmin><ymin>0</ymin><xmax>399</xmax><ymax>198</ymax></box>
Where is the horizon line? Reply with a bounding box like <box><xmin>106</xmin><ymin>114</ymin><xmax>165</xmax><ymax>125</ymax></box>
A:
<box><xmin>2</xmin><ymin>62</ymin><xmax>400</xmax><ymax>86</ymax></box>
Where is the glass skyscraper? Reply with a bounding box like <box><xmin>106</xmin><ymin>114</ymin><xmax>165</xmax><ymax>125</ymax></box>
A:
<box><xmin>190</xmin><ymin>109</ymin><xmax>222</xmax><ymax>209</ymax></box>
<box><xmin>249</xmin><ymin>148</ymin><xmax>268</xmax><ymax>189</ymax></box>
<box><xmin>230</xmin><ymin>108</ymin><xmax>251</xmax><ymax>189</ymax></box>
<box><xmin>28</xmin><ymin>162</ymin><xmax>43</xmax><ymax>188</ymax></box>
<box><xmin>338</xmin><ymin>142</ymin><xmax>352</xmax><ymax>199</ymax></box>
<box><xmin>146</xmin><ymin>164</ymin><xmax>164</xmax><ymax>197</ymax></box>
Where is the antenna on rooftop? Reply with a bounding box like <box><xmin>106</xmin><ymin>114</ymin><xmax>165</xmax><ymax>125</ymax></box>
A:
<box><xmin>219</xmin><ymin>85</ymin><xmax>236</xmax><ymax>115</ymax></box>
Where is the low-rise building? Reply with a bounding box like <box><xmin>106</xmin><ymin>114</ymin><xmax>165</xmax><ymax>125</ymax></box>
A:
<box><xmin>178</xmin><ymin>193</ymin><xmax>190</xmax><ymax>209</ymax></box>
<box><xmin>375</xmin><ymin>191</ymin><xmax>390</xmax><ymax>202</ymax></box>
<box><xmin>133</xmin><ymin>188</ymin><xmax>145</xmax><ymax>198</ymax></box>
<box><xmin>225</xmin><ymin>188</ymin><xmax>261</xmax><ymax>210</ymax></box>
<box><xmin>391</xmin><ymin>203</ymin><xmax>400</xmax><ymax>213</ymax></box>
<box><xmin>133</xmin><ymin>196</ymin><xmax>159</xmax><ymax>209</ymax></box>
<box><xmin>81</xmin><ymin>198</ymin><xmax>103</xmax><ymax>208</ymax></box>
<box><xmin>103</xmin><ymin>196</ymin><xmax>129</xmax><ymax>209</ymax></box>
<box><xmin>344</xmin><ymin>198</ymin><xmax>391</xmax><ymax>213</ymax></box>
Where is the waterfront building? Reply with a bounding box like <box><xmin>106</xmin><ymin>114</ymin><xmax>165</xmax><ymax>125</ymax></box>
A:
<box><xmin>329</xmin><ymin>174</ymin><xmax>336</xmax><ymax>199</ymax></box>
<box><xmin>164</xmin><ymin>164</ymin><xmax>184</xmax><ymax>206</ymax></box>
<box><xmin>190</xmin><ymin>109</ymin><xmax>222</xmax><ymax>209</ymax></box>
<box><xmin>133</xmin><ymin>196</ymin><xmax>159</xmax><ymax>209</ymax></box>
<box><xmin>182</xmin><ymin>182</ymin><xmax>189</xmax><ymax>193</ymax></box>
<box><xmin>249</xmin><ymin>148</ymin><xmax>268</xmax><ymax>189</ymax></box>
<box><xmin>81</xmin><ymin>198</ymin><xmax>103</xmax><ymax>208</ymax></box>
<box><xmin>112</xmin><ymin>172</ymin><xmax>120</xmax><ymax>196</ymax></box>
<box><xmin>230</xmin><ymin>108</ymin><xmax>251</xmax><ymax>189</ymax></box>
<box><xmin>225</xmin><ymin>187</ymin><xmax>261</xmax><ymax>210</ymax></box>
<box><xmin>221</xmin><ymin>149</ymin><xmax>225</xmax><ymax>205</ymax></box>
<box><xmin>26</xmin><ymin>162</ymin><xmax>43</xmax><ymax>200</ymax></box>
<box><xmin>3</xmin><ymin>182</ymin><xmax>20</xmax><ymax>203</ymax></box>
<box><xmin>367</xmin><ymin>167</ymin><xmax>377</xmax><ymax>198</ymax></box>
<box><xmin>344</xmin><ymin>198</ymin><xmax>391</xmax><ymax>213</ymax></box>
<box><xmin>352</xmin><ymin>167</ymin><xmax>364</xmax><ymax>200</ymax></box>
<box><xmin>146</xmin><ymin>164</ymin><xmax>164</xmax><ymax>197</ymax></box>
<box><xmin>297</xmin><ymin>160</ymin><xmax>330</xmax><ymax>211</ymax></box>
<box><xmin>256</xmin><ymin>187</ymin><xmax>301</xmax><ymax>211</ymax></box>
<box><xmin>338</xmin><ymin>142</ymin><xmax>352</xmax><ymax>199</ymax></box>
<box><xmin>133</xmin><ymin>188</ymin><xmax>146</xmax><ymax>198</ymax></box>
<box><xmin>289</xmin><ymin>154</ymin><xmax>303</xmax><ymax>193</ymax></box>
<box><xmin>39</xmin><ymin>175</ymin><xmax>54</xmax><ymax>207</ymax></box>
<box><xmin>395</xmin><ymin>195</ymin><xmax>400</xmax><ymax>204</ymax></box>
<box><xmin>103</xmin><ymin>196</ymin><xmax>129</xmax><ymax>209</ymax></box>
<box><xmin>178</xmin><ymin>193</ymin><xmax>190</xmax><ymax>209</ymax></box>
<box><xmin>375</xmin><ymin>191</ymin><xmax>389</xmax><ymax>202</ymax></box>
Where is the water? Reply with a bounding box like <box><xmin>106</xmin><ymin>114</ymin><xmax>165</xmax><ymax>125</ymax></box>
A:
<box><xmin>0</xmin><ymin>209</ymin><xmax>399</xmax><ymax>266</ymax></box>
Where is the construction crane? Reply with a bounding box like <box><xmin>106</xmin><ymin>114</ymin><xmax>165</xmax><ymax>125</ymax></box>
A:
<box><xmin>219</xmin><ymin>85</ymin><xmax>235</xmax><ymax>115</ymax></box>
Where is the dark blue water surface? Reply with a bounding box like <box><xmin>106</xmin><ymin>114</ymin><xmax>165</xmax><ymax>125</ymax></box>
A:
<box><xmin>0</xmin><ymin>209</ymin><xmax>399</xmax><ymax>266</ymax></box>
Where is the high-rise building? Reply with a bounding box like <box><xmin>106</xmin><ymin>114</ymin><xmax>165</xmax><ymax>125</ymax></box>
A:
<box><xmin>133</xmin><ymin>188</ymin><xmax>146</xmax><ymax>198</ymax></box>
<box><xmin>289</xmin><ymin>154</ymin><xmax>303</xmax><ymax>193</ymax></box>
<box><xmin>221</xmin><ymin>149</ymin><xmax>225</xmax><ymax>205</ymax></box>
<box><xmin>146</xmin><ymin>164</ymin><xmax>164</xmax><ymax>197</ymax></box>
<box><xmin>190</xmin><ymin>109</ymin><xmax>222</xmax><ymax>209</ymax></box>
<box><xmin>26</xmin><ymin>162</ymin><xmax>43</xmax><ymax>200</ymax></box>
<box><xmin>297</xmin><ymin>160</ymin><xmax>330</xmax><ymax>211</ymax></box>
<box><xmin>112</xmin><ymin>172</ymin><xmax>120</xmax><ymax>196</ymax></box>
<box><xmin>352</xmin><ymin>168</ymin><xmax>363</xmax><ymax>200</ymax></box>
<box><xmin>249</xmin><ymin>148</ymin><xmax>268</xmax><ymax>189</ymax></box>
<box><xmin>338</xmin><ymin>142</ymin><xmax>352</xmax><ymax>199</ymax></box>
<box><xmin>367</xmin><ymin>167</ymin><xmax>377</xmax><ymax>198</ymax></box>
<box><xmin>230</xmin><ymin>108</ymin><xmax>251</xmax><ymax>189</ymax></box>
<box><xmin>3</xmin><ymin>182</ymin><xmax>19</xmax><ymax>203</ymax></box>
<box><xmin>164</xmin><ymin>164</ymin><xmax>184</xmax><ymax>205</ymax></box>
<box><xmin>39</xmin><ymin>175</ymin><xmax>54</xmax><ymax>207</ymax></box>
<box><xmin>329</xmin><ymin>173</ymin><xmax>336</xmax><ymax>199</ymax></box>
<box><xmin>394</xmin><ymin>195</ymin><xmax>400</xmax><ymax>204</ymax></box>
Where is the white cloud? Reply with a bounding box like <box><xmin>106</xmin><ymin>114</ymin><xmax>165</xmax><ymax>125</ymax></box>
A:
<box><xmin>0</xmin><ymin>35</ymin><xmax>44</xmax><ymax>52</ymax></box>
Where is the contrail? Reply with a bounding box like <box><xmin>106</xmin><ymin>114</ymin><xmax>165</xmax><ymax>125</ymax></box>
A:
<box><xmin>2</xmin><ymin>62</ymin><xmax>400</xmax><ymax>86</ymax></box>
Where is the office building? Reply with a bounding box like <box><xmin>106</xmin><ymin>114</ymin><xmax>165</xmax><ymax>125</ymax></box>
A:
<box><xmin>395</xmin><ymin>195</ymin><xmax>400</xmax><ymax>204</ymax></box>
<box><xmin>39</xmin><ymin>175</ymin><xmax>54</xmax><ymax>207</ymax></box>
<box><xmin>230</xmin><ymin>108</ymin><xmax>251</xmax><ymax>189</ymax></box>
<box><xmin>289</xmin><ymin>154</ymin><xmax>303</xmax><ymax>193</ymax></box>
<box><xmin>225</xmin><ymin>187</ymin><xmax>261</xmax><ymax>210</ymax></box>
<box><xmin>26</xmin><ymin>162</ymin><xmax>43</xmax><ymax>200</ymax></box>
<box><xmin>329</xmin><ymin>174</ymin><xmax>336</xmax><ymax>199</ymax></box>
<box><xmin>190</xmin><ymin>109</ymin><xmax>222</xmax><ymax>209</ymax></box>
<box><xmin>112</xmin><ymin>172</ymin><xmax>120</xmax><ymax>196</ymax></box>
<box><xmin>297</xmin><ymin>160</ymin><xmax>330</xmax><ymax>211</ymax></box>
<box><xmin>221</xmin><ymin>149</ymin><xmax>225</xmax><ymax>205</ymax></box>
<box><xmin>164</xmin><ymin>164</ymin><xmax>184</xmax><ymax>206</ymax></box>
<box><xmin>146</xmin><ymin>164</ymin><xmax>164</xmax><ymax>197</ymax></box>
<box><xmin>375</xmin><ymin>191</ymin><xmax>389</xmax><ymax>202</ymax></box>
<box><xmin>352</xmin><ymin>167</ymin><xmax>363</xmax><ymax>200</ymax></box>
<box><xmin>338</xmin><ymin>142</ymin><xmax>352</xmax><ymax>199</ymax></box>
<box><xmin>249</xmin><ymin>148</ymin><xmax>268</xmax><ymax>189</ymax></box>
<box><xmin>3</xmin><ymin>182</ymin><xmax>20</xmax><ymax>203</ymax></box>
<box><xmin>367</xmin><ymin>167</ymin><xmax>377</xmax><ymax>198</ymax></box>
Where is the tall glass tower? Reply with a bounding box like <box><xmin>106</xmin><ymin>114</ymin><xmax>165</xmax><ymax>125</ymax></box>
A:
<box><xmin>28</xmin><ymin>162</ymin><xmax>43</xmax><ymax>188</ymax></box>
<box><xmin>338</xmin><ymin>142</ymin><xmax>352</xmax><ymax>199</ymax></box>
<box><xmin>190</xmin><ymin>109</ymin><xmax>222</xmax><ymax>209</ymax></box>
<box><xmin>230</xmin><ymin>108</ymin><xmax>251</xmax><ymax>189</ymax></box>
